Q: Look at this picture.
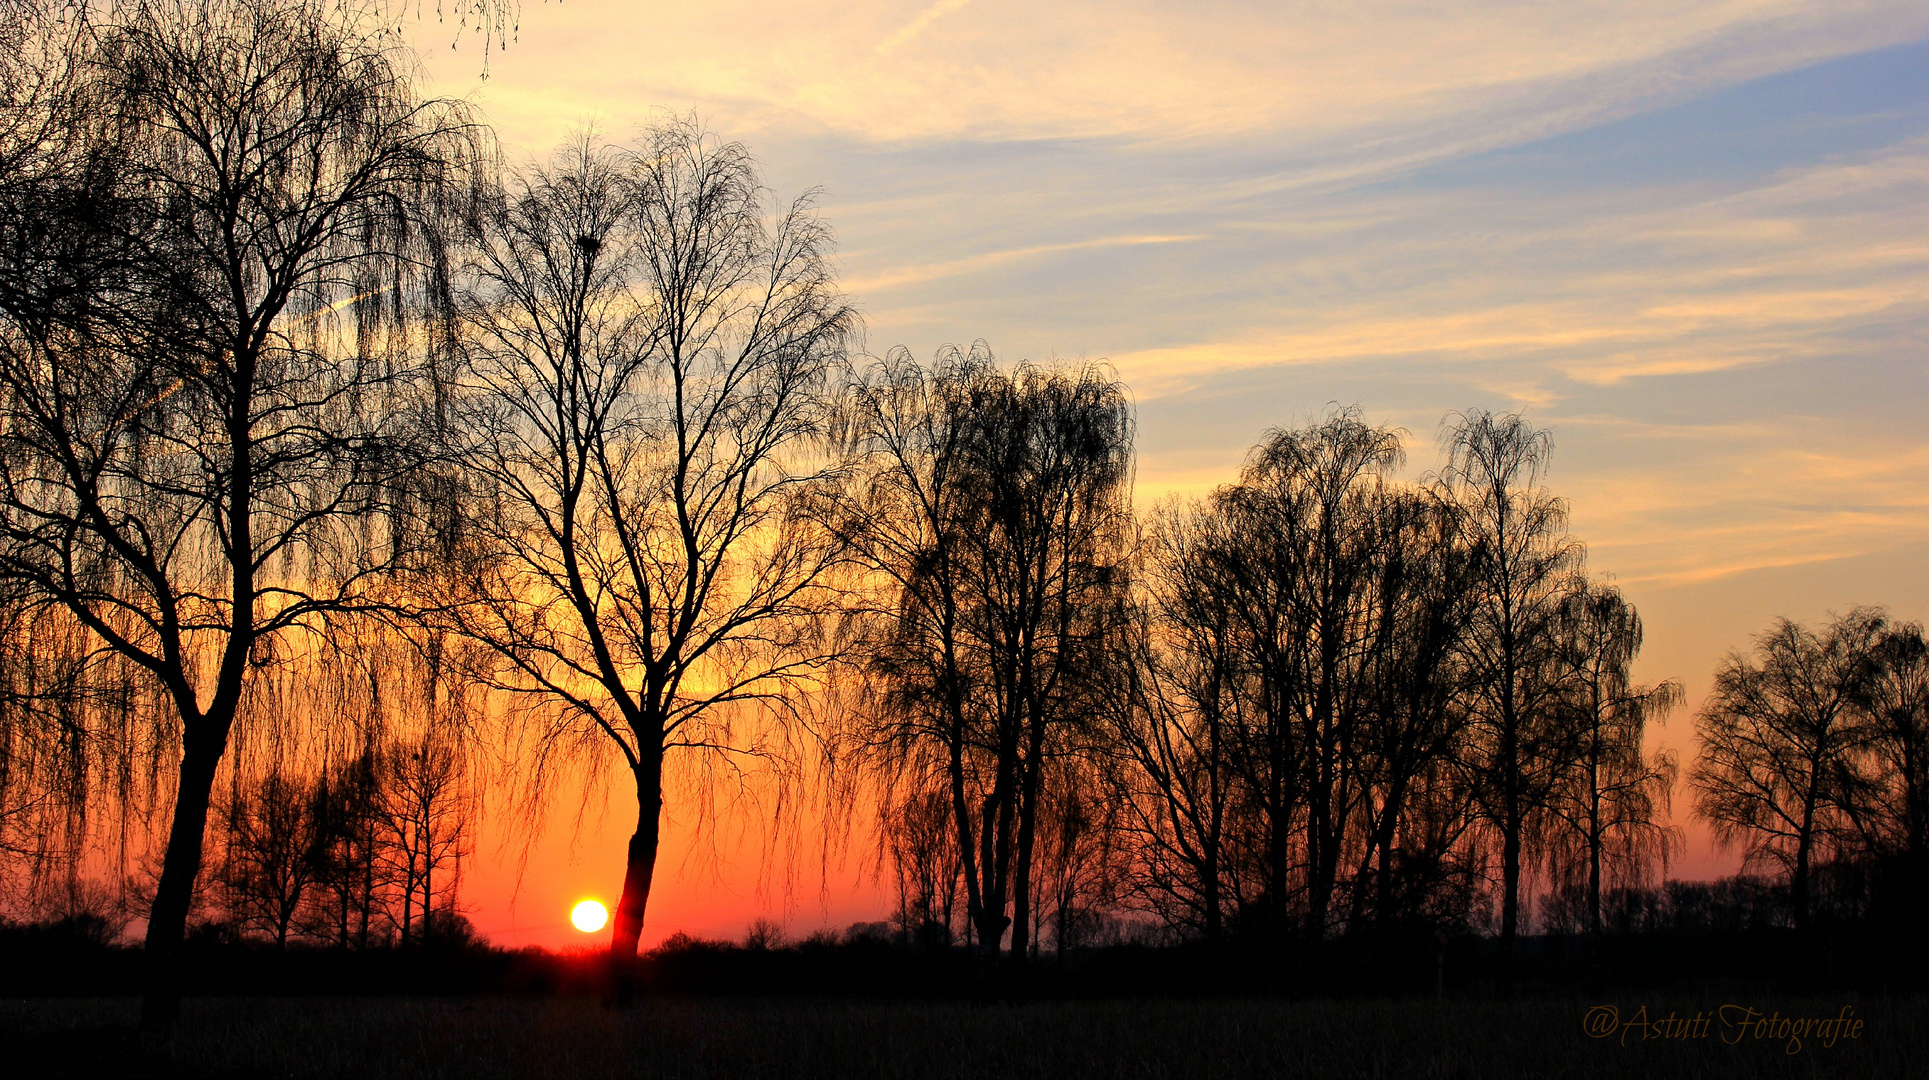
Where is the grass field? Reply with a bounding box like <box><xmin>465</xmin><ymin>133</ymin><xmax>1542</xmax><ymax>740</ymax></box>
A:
<box><xmin>6</xmin><ymin>994</ymin><xmax>1921</xmax><ymax>1079</ymax></box>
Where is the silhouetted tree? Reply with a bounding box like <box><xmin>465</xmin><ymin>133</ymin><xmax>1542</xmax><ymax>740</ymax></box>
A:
<box><xmin>1105</xmin><ymin>501</ymin><xmax>1246</xmax><ymax>940</ymax></box>
<box><xmin>1240</xmin><ymin>408</ymin><xmax>1404</xmax><ymax>937</ymax></box>
<box><xmin>1439</xmin><ymin>411</ymin><xmax>1581</xmax><ymax>953</ymax></box>
<box><xmin>1693</xmin><ymin>608</ymin><xmax>1885</xmax><ymax>930</ymax></box>
<box><xmin>836</xmin><ymin>348</ymin><xmax>1003</xmax><ymax>953</ymax></box>
<box><xmin>837</xmin><ymin>344</ymin><xmax>1132</xmax><ymax>959</ymax></box>
<box><xmin>884</xmin><ymin>786</ymin><xmax>961</xmax><ymax>949</ymax></box>
<box><xmin>1206</xmin><ymin>448</ymin><xmax>1308</xmax><ymax>938</ymax></box>
<box><xmin>0</xmin><ymin>0</ymin><xmax>477</xmax><ymax>1021</ymax></box>
<box><xmin>1546</xmin><ymin>582</ymin><xmax>1680</xmax><ymax>935</ymax></box>
<box><xmin>214</xmin><ymin>771</ymin><xmax>323</xmax><ymax>947</ymax></box>
<box><xmin>377</xmin><ymin>728</ymin><xmax>469</xmax><ymax>947</ymax></box>
<box><xmin>1111</xmin><ymin>414</ymin><xmax>1493</xmax><ymax>945</ymax></box>
<box><xmin>975</xmin><ymin>362</ymin><xmax>1134</xmax><ymax>960</ymax></box>
<box><xmin>1032</xmin><ymin>759</ymin><xmax>1122</xmax><ymax>957</ymax></box>
<box><xmin>307</xmin><ymin>749</ymin><xmax>390</xmax><ymax>948</ymax></box>
<box><xmin>1346</xmin><ymin>489</ymin><xmax>1478</xmax><ymax>934</ymax></box>
<box><xmin>442</xmin><ymin>122</ymin><xmax>854</xmax><ymax>961</ymax></box>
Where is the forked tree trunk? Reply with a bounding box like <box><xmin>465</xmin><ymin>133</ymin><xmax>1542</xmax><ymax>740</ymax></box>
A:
<box><xmin>141</xmin><ymin>718</ymin><xmax>233</xmax><ymax>1026</ymax></box>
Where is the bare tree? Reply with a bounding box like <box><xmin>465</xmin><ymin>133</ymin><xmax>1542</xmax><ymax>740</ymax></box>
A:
<box><xmin>884</xmin><ymin>786</ymin><xmax>962</xmax><ymax>949</ymax></box>
<box><xmin>1032</xmin><ymin>759</ymin><xmax>1121</xmax><ymax>957</ymax></box>
<box><xmin>1693</xmin><ymin>608</ymin><xmax>1885</xmax><ymax>930</ymax></box>
<box><xmin>834</xmin><ymin>347</ymin><xmax>1001</xmax><ymax>953</ymax></box>
<box><xmin>1105</xmin><ymin>501</ymin><xmax>1245</xmax><ymax>941</ymax></box>
<box><xmin>0</xmin><ymin>0</ymin><xmax>476</xmax><ymax>1021</ymax></box>
<box><xmin>1241</xmin><ymin>407</ymin><xmax>1404</xmax><ymax>937</ymax></box>
<box><xmin>442</xmin><ymin>122</ymin><xmax>854</xmax><ymax>961</ymax></box>
<box><xmin>307</xmin><ymin>748</ymin><xmax>390</xmax><ymax>948</ymax></box>
<box><xmin>1346</xmin><ymin>488</ymin><xmax>1478</xmax><ymax>935</ymax></box>
<box><xmin>1547</xmin><ymin>582</ymin><xmax>1680</xmax><ymax>935</ymax></box>
<box><xmin>836</xmin><ymin>344</ymin><xmax>1133</xmax><ymax>959</ymax></box>
<box><xmin>1205</xmin><ymin>455</ymin><xmax>1307</xmax><ymax>938</ymax></box>
<box><xmin>377</xmin><ymin>727</ymin><xmax>469</xmax><ymax>947</ymax></box>
<box><xmin>975</xmin><ymin>361</ymin><xmax>1134</xmax><ymax>961</ymax></box>
<box><xmin>1438</xmin><ymin>410</ymin><xmax>1582</xmax><ymax>953</ymax></box>
<box><xmin>214</xmin><ymin>770</ymin><xmax>322</xmax><ymax>947</ymax></box>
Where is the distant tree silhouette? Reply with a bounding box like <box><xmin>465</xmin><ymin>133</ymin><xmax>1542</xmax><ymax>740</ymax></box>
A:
<box><xmin>884</xmin><ymin>787</ymin><xmax>963</xmax><ymax>950</ymax></box>
<box><xmin>376</xmin><ymin>728</ymin><xmax>469</xmax><ymax>947</ymax></box>
<box><xmin>214</xmin><ymin>772</ymin><xmax>323</xmax><ymax>948</ymax></box>
<box><xmin>1031</xmin><ymin>760</ymin><xmax>1123</xmax><ymax>957</ymax></box>
<box><xmin>1198</xmin><ymin>434</ymin><xmax>1308</xmax><ymax>938</ymax></box>
<box><xmin>307</xmin><ymin>750</ymin><xmax>391</xmax><ymax>948</ymax></box>
<box><xmin>1345</xmin><ymin>488</ymin><xmax>1478</xmax><ymax>934</ymax></box>
<box><xmin>1693</xmin><ymin>608</ymin><xmax>1885</xmax><ymax>930</ymax></box>
<box><xmin>1841</xmin><ymin>621</ymin><xmax>1929</xmax><ymax>913</ymax></box>
<box><xmin>1074</xmin><ymin>410</ymin><xmax>1619</xmax><ymax>953</ymax></box>
<box><xmin>1237</xmin><ymin>408</ymin><xmax>1405</xmax><ymax>938</ymax></box>
<box><xmin>198</xmin><ymin>736</ymin><xmax>471</xmax><ymax>950</ymax></box>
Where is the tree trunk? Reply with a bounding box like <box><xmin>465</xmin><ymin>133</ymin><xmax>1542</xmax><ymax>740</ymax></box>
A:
<box><xmin>1501</xmin><ymin>814</ymin><xmax>1521</xmax><ymax>949</ymax></box>
<box><xmin>1009</xmin><ymin>821</ymin><xmax>1034</xmax><ymax>960</ymax></box>
<box><xmin>1792</xmin><ymin>819</ymin><xmax>1814</xmax><ymax>933</ymax></box>
<box><xmin>1203</xmin><ymin>842</ymin><xmax>1223</xmax><ymax>941</ymax></box>
<box><xmin>1009</xmin><ymin>714</ymin><xmax>1047</xmax><ymax>961</ymax></box>
<box><xmin>1499</xmin><ymin>705</ymin><xmax>1521</xmax><ymax>954</ymax></box>
<box><xmin>1587</xmin><ymin>832</ymin><xmax>1603</xmax><ymax>936</ymax></box>
<box><xmin>610</xmin><ymin>757</ymin><xmax>664</xmax><ymax>960</ymax></box>
<box><xmin>1269</xmin><ymin>796</ymin><xmax>1292</xmax><ymax>937</ymax></box>
<box><xmin>973</xmin><ymin>790</ymin><xmax>1013</xmax><ymax>959</ymax></box>
<box><xmin>141</xmin><ymin>721</ymin><xmax>231</xmax><ymax>1027</ymax></box>
<box><xmin>1587</xmin><ymin>733</ymin><xmax>1603</xmax><ymax>936</ymax></box>
<box><xmin>1376</xmin><ymin>825</ymin><xmax>1395</xmax><ymax>932</ymax></box>
<box><xmin>1371</xmin><ymin>785</ymin><xmax>1404</xmax><ymax>932</ymax></box>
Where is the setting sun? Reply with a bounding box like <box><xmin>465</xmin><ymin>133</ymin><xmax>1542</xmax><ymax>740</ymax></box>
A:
<box><xmin>570</xmin><ymin>900</ymin><xmax>609</xmax><ymax>934</ymax></box>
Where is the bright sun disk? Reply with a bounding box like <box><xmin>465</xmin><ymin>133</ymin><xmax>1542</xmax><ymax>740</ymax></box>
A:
<box><xmin>571</xmin><ymin>899</ymin><xmax>608</xmax><ymax>933</ymax></box>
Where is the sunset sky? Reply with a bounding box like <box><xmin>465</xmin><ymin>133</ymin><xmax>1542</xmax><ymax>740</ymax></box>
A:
<box><xmin>394</xmin><ymin>0</ymin><xmax>1929</xmax><ymax>949</ymax></box>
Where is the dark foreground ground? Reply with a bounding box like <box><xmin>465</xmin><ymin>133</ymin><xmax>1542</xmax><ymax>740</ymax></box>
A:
<box><xmin>4</xmin><ymin>994</ymin><xmax>1921</xmax><ymax>1080</ymax></box>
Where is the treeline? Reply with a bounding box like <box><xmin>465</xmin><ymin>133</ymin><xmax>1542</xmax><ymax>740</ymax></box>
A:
<box><xmin>205</xmin><ymin>732</ymin><xmax>471</xmax><ymax>950</ymax></box>
<box><xmin>0</xmin><ymin>0</ymin><xmax>1923</xmax><ymax>1022</ymax></box>
<box><xmin>842</xmin><ymin>354</ymin><xmax>1679</xmax><ymax>958</ymax></box>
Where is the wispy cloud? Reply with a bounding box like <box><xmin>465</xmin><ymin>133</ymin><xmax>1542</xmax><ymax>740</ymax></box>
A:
<box><xmin>410</xmin><ymin>2</ymin><xmax>1929</xmax><ymax>149</ymax></box>
<box><xmin>842</xmin><ymin>233</ymin><xmax>1200</xmax><ymax>294</ymax></box>
<box><xmin>876</xmin><ymin>0</ymin><xmax>972</xmax><ymax>55</ymax></box>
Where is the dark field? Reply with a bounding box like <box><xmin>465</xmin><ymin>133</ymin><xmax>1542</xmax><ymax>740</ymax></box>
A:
<box><xmin>5</xmin><ymin>995</ymin><xmax>1921</xmax><ymax>1080</ymax></box>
